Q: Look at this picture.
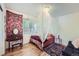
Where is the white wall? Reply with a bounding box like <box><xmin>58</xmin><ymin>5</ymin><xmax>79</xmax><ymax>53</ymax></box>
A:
<box><xmin>0</xmin><ymin>4</ymin><xmax>5</xmax><ymax>55</ymax></box>
<box><xmin>58</xmin><ymin>12</ymin><xmax>79</xmax><ymax>45</ymax></box>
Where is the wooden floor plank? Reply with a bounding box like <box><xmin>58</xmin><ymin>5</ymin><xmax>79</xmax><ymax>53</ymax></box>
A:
<box><xmin>5</xmin><ymin>43</ymin><xmax>49</xmax><ymax>56</ymax></box>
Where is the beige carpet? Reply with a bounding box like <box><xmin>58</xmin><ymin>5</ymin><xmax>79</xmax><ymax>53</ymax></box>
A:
<box><xmin>5</xmin><ymin>43</ymin><xmax>49</xmax><ymax>56</ymax></box>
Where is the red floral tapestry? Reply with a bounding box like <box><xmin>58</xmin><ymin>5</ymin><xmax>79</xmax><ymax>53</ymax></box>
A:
<box><xmin>6</xmin><ymin>10</ymin><xmax>23</xmax><ymax>40</ymax></box>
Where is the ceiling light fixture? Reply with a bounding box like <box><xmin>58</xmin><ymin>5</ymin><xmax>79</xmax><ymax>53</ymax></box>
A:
<box><xmin>43</xmin><ymin>5</ymin><xmax>52</xmax><ymax>14</ymax></box>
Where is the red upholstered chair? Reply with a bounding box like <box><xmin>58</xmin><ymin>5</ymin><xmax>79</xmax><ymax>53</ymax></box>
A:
<box><xmin>43</xmin><ymin>34</ymin><xmax>55</xmax><ymax>48</ymax></box>
<box><xmin>30</xmin><ymin>35</ymin><xmax>42</xmax><ymax>43</ymax></box>
<box><xmin>30</xmin><ymin>35</ymin><xmax>43</xmax><ymax>50</ymax></box>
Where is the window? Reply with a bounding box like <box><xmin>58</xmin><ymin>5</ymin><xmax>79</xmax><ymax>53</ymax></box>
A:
<box><xmin>23</xmin><ymin>18</ymin><xmax>37</xmax><ymax>34</ymax></box>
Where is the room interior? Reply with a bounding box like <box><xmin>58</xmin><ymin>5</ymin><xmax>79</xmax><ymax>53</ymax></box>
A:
<box><xmin>0</xmin><ymin>3</ymin><xmax>79</xmax><ymax>56</ymax></box>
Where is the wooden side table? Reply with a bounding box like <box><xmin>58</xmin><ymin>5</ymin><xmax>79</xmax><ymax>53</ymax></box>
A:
<box><xmin>6</xmin><ymin>39</ymin><xmax>23</xmax><ymax>52</ymax></box>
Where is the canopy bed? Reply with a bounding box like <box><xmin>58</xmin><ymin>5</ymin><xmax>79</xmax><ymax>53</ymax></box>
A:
<box><xmin>29</xmin><ymin>34</ymin><xmax>65</xmax><ymax>56</ymax></box>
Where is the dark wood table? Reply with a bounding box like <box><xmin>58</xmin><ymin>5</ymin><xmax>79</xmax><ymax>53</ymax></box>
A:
<box><xmin>6</xmin><ymin>36</ymin><xmax>23</xmax><ymax>52</ymax></box>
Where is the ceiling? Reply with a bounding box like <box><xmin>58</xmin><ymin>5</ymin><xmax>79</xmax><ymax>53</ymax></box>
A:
<box><xmin>5</xmin><ymin>3</ymin><xmax>42</xmax><ymax>18</ymax></box>
<box><xmin>5</xmin><ymin>3</ymin><xmax>79</xmax><ymax>17</ymax></box>
<box><xmin>51</xmin><ymin>3</ymin><xmax>79</xmax><ymax>17</ymax></box>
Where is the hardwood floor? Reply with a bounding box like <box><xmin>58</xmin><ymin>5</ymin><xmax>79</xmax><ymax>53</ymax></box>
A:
<box><xmin>5</xmin><ymin>43</ymin><xmax>49</xmax><ymax>56</ymax></box>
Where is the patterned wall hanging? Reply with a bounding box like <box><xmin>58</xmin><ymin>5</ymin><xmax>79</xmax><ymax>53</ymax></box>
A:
<box><xmin>6</xmin><ymin>10</ymin><xmax>23</xmax><ymax>41</ymax></box>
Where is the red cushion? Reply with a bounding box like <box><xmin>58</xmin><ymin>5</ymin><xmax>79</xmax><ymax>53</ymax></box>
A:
<box><xmin>43</xmin><ymin>35</ymin><xmax>55</xmax><ymax>48</ymax></box>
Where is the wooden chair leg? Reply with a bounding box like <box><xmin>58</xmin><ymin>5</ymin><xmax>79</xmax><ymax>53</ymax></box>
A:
<box><xmin>12</xmin><ymin>45</ymin><xmax>14</xmax><ymax>52</ymax></box>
